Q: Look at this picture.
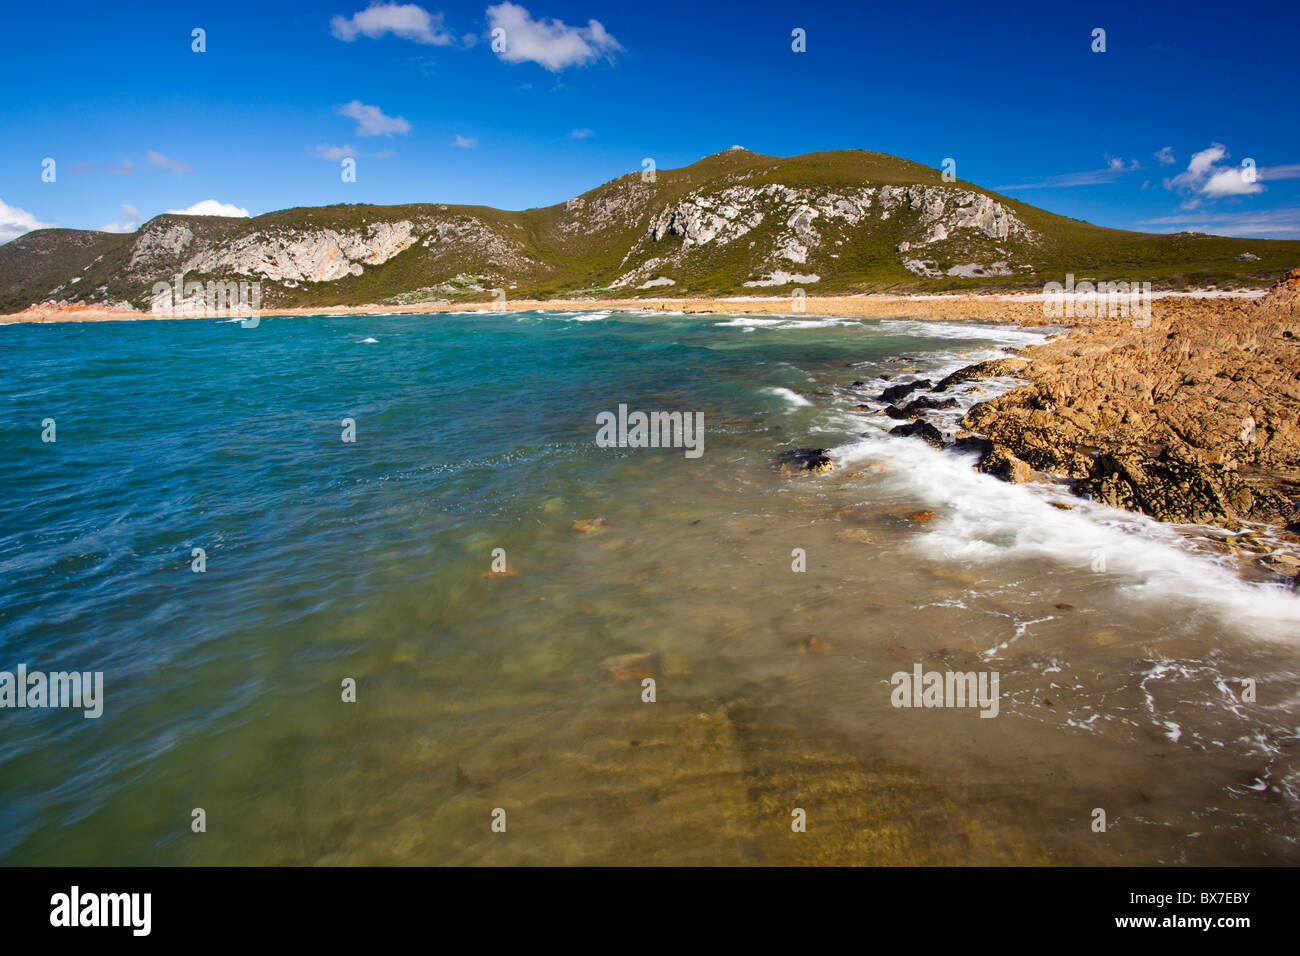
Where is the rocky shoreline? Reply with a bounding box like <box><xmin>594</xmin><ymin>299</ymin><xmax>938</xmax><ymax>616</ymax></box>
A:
<box><xmin>863</xmin><ymin>271</ymin><xmax>1300</xmax><ymax>582</ymax></box>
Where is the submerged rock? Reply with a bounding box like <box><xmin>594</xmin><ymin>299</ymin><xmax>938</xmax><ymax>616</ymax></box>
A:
<box><xmin>888</xmin><ymin>420</ymin><xmax>944</xmax><ymax>448</ymax></box>
<box><xmin>950</xmin><ymin>434</ymin><xmax>993</xmax><ymax>457</ymax></box>
<box><xmin>879</xmin><ymin>379</ymin><xmax>933</xmax><ymax>404</ymax></box>
<box><xmin>885</xmin><ymin>395</ymin><xmax>959</xmax><ymax>419</ymax></box>
<box><xmin>601</xmin><ymin>652</ymin><xmax>660</xmax><ymax>681</ymax></box>
<box><xmin>775</xmin><ymin>448</ymin><xmax>835</xmax><ymax>475</ymax></box>
<box><xmin>796</xmin><ymin>635</ymin><xmax>832</xmax><ymax>655</ymax></box>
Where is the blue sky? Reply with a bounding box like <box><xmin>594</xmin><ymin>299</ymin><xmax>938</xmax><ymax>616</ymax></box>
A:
<box><xmin>3</xmin><ymin>0</ymin><xmax>1298</xmax><ymax>241</ymax></box>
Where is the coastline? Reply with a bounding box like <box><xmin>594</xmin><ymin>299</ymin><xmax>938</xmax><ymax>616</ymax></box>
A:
<box><xmin>5</xmin><ymin>285</ymin><xmax>1300</xmax><ymax>865</ymax></box>
<box><xmin>938</xmin><ymin>281</ymin><xmax>1300</xmax><ymax>558</ymax></box>
<box><xmin>0</xmin><ymin>288</ymin><xmax>1265</xmax><ymax>327</ymax></box>
<box><xmin>9</xmin><ymin>287</ymin><xmax>1295</xmax><ymax>564</ymax></box>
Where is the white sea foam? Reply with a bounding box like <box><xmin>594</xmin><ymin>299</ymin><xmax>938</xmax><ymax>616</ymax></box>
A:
<box><xmin>716</xmin><ymin>316</ymin><xmax>787</xmax><ymax>327</ymax></box>
<box><xmin>871</xmin><ymin>319</ymin><xmax>1056</xmax><ymax>348</ymax></box>
<box><xmin>764</xmin><ymin>387</ymin><xmax>813</xmax><ymax>408</ymax></box>
<box><xmin>831</xmin><ymin>434</ymin><xmax>1300</xmax><ymax>639</ymax></box>
<box><xmin>716</xmin><ymin>315</ymin><xmax>860</xmax><ymax>330</ymax></box>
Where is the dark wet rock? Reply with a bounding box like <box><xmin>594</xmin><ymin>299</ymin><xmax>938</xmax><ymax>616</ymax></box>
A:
<box><xmin>775</xmin><ymin>447</ymin><xmax>835</xmax><ymax>475</ymax></box>
<box><xmin>909</xmin><ymin>395</ymin><xmax>958</xmax><ymax>413</ymax></box>
<box><xmin>879</xmin><ymin>379</ymin><xmax>933</xmax><ymax>403</ymax></box>
<box><xmin>888</xmin><ymin>420</ymin><xmax>944</xmax><ymax>448</ymax></box>
<box><xmin>950</xmin><ymin>434</ymin><xmax>994</xmax><ymax>457</ymax></box>
<box><xmin>887</xmin><ymin>395</ymin><xmax>960</xmax><ymax>419</ymax></box>
<box><xmin>976</xmin><ymin>446</ymin><xmax>1033</xmax><ymax>483</ymax></box>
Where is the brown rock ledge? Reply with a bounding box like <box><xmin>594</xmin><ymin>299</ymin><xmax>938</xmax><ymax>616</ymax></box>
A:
<box><xmin>957</xmin><ymin>275</ymin><xmax>1300</xmax><ymax>532</ymax></box>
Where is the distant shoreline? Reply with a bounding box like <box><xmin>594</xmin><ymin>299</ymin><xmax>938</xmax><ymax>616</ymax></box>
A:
<box><xmin>0</xmin><ymin>289</ymin><xmax>1266</xmax><ymax>327</ymax></box>
<box><xmin>6</xmin><ymin>285</ymin><xmax>1295</xmax><ymax>564</ymax></box>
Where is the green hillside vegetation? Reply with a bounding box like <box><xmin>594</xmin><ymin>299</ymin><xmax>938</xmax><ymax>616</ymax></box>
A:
<box><xmin>1</xmin><ymin>148</ymin><xmax>1295</xmax><ymax>314</ymax></box>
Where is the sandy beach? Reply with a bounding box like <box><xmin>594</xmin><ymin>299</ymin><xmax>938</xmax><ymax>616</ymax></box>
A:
<box><xmin>0</xmin><ymin>288</ymin><xmax>1269</xmax><ymax>327</ymax></box>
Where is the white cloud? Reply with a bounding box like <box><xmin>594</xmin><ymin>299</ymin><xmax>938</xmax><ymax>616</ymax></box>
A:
<box><xmin>452</xmin><ymin>133</ymin><xmax>478</xmax><ymax>147</ymax></box>
<box><xmin>1202</xmin><ymin>168</ymin><xmax>1263</xmax><ymax>197</ymax></box>
<box><xmin>99</xmin><ymin>204</ymin><xmax>143</xmax><ymax>233</ymax></box>
<box><xmin>1154</xmin><ymin>146</ymin><xmax>1176</xmax><ymax>165</ymax></box>
<box><xmin>1259</xmin><ymin>164</ymin><xmax>1300</xmax><ymax>182</ymax></box>
<box><xmin>337</xmin><ymin>100</ymin><xmax>412</xmax><ymax>137</ymax></box>
<box><xmin>145</xmin><ymin>150</ymin><xmax>193</xmax><ymax>174</ymax></box>
<box><xmin>1189</xmin><ymin>143</ymin><xmax>1227</xmax><ymax>172</ymax></box>
<box><xmin>313</xmin><ymin>143</ymin><xmax>357</xmax><ymax>160</ymax></box>
<box><xmin>165</xmin><ymin>199</ymin><xmax>251</xmax><ymax>218</ymax></box>
<box><xmin>570</xmin><ymin>127</ymin><xmax>594</xmax><ymax>139</ymax></box>
<box><xmin>0</xmin><ymin>199</ymin><xmax>55</xmax><ymax>244</ymax></box>
<box><xmin>331</xmin><ymin>3</ymin><xmax>454</xmax><ymax>44</ymax></box>
<box><xmin>1164</xmin><ymin>143</ymin><xmax>1263</xmax><ymax>198</ymax></box>
<box><xmin>486</xmin><ymin>2</ymin><xmax>622</xmax><ymax>71</ymax></box>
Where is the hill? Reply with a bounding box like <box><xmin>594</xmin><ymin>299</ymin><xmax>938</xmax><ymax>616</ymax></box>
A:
<box><xmin>2</xmin><ymin>147</ymin><xmax>1296</xmax><ymax>313</ymax></box>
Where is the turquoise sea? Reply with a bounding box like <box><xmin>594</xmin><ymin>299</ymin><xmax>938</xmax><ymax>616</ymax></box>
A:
<box><xmin>2</xmin><ymin>309</ymin><xmax>1299</xmax><ymax>865</ymax></box>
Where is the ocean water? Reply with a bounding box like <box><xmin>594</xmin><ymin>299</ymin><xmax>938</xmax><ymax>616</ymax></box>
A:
<box><xmin>1</xmin><ymin>309</ymin><xmax>1298</xmax><ymax>865</ymax></box>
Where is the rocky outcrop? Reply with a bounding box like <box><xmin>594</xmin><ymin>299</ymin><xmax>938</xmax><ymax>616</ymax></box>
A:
<box><xmin>126</xmin><ymin>222</ymin><xmax>195</xmax><ymax>270</ymax></box>
<box><xmin>558</xmin><ymin>180</ymin><xmax>658</xmax><ymax>235</ymax></box>
<box><xmin>877</xmin><ymin>185</ymin><xmax>1031</xmax><ymax>244</ymax></box>
<box><xmin>957</xmin><ymin>284</ymin><xmax>1300</xmax><ymax>529</ymax></box>
<box><xmin>186</xmin><ymin>219</ymin><xmax>421</xmax><ymax>282</ymax></box>
<box><xmin>612</xmin><ymin>181</ymin><xmax>1035</xmax><ymax>290</ymax></box>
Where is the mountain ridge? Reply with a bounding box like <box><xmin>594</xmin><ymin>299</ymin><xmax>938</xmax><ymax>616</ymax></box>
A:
<box><xmin>3</xmin><ymin>147</ymin><xmax>1296</xmax><ymax>314</ymax></box>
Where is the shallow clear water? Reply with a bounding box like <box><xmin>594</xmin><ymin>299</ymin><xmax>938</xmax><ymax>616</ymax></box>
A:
<box><xmin>1</xmin><ymin>309</ymin><xmax>1297</xmax><ymax>865</ymax></box>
